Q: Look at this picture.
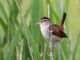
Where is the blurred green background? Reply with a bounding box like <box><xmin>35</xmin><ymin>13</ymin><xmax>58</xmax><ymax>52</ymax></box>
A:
<box><xmin>0</xmin><ymin>0</ymin><xmax>80</xmax><ymax>60</ymax></box>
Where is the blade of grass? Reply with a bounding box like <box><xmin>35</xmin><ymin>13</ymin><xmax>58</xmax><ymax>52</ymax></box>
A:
<box><xmin>73</xmin><ymin>31</ymin><xmax>80</xmax><ymax>60</ymax></box>
<box><xmin>0</xmin><ymin>3</ymin><xmax>8</xmax><ymax>25</ymax></box>
<box><xmin>19</xmin><ymin>0</ymin><xmax>34</xmax><ymax>60</ymax></box>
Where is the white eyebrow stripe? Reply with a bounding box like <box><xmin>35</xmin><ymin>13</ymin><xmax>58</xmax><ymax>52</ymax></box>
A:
<box><xmin>43</xmin><ymin>19</ymin><xmax>47</xmax><ymax>20</ymax></box>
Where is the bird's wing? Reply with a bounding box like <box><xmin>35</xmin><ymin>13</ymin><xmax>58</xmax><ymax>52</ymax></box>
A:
<box><xmin>49</xmin><ymin>24</ymin><xmax>67</xmax><ymax>38</ymax></box>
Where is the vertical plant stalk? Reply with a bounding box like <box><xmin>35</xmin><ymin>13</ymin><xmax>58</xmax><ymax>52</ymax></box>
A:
<box><xmin>48</xmin><ymin>4</ymin><xmax>50</xmax><ymax>18</ymax></box>
<box><xmin>48</xmin><ymin>4</ymin><xmax>54</xmax><ymax>60</ymax></box>
<box><xmin>7</xmin><ymin>0</ymin><xmax>10</xmax><ymax>48</ymax></box>
<box><xmin>58</xmin><ymin>44</ymin><xmax>61</xmax><ymax>60</ymax></box>
<box><xmin>18</xmin><ymin>0</ymin><xmax>34</xmax><ymax>60</ymax></box>
<box><xmin>69</xmin><ymin>32</ymin><xmax>73</xmax><ymax>60</ymax></box>
<box><xmin>21</xmin><ymin>14</ymin><xmax>34</xmax><ymax>60</ymax></box>
<box><xmin>61</xmin><ymin>0</ymin><xmax>65</xmax><ymax>12</ymax></box>
<box><xmin>43</xmin><ymin>43</ymin><xmax>47</xmax><ymax>60</ymax></box>
<box><xmin>49</xmin><ymin>40</ymin><xmax>54</xmax><ymax>60</ymax></box>
<box><xmin>20</xmin><ymin>41</ymin><xmax>23</xmax><ymax>60</ymax></box>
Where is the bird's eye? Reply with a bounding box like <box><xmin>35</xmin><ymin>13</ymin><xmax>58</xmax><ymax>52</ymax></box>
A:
<box><xmin>44</xmin><ymin>19</ymin><xmax>47</xmax><ymax>21</ymax></box>
<box><xmin>41</xmin><ymin>19</ymin><xmax>47</xmax><ymax>23</ymax></box>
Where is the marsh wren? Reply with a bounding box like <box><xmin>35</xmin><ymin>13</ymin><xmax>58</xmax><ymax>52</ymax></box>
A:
<box><xmin>37</xmin><ymin>13</ymin><xmax>67</xmax><ymax>45</ymax></box>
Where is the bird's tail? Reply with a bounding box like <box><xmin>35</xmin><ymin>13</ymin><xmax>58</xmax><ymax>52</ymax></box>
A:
<box><xmin>61</xmin><ymin>12</ymin><xmax>66</xmax><ymax>25</ymax></box>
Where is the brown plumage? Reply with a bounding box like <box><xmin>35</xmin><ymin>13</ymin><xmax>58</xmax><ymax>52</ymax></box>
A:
<box><xmin>49</xmin><ymin>12</ymin><xmax>67</xmax><ymax>38</ymax></box>
<box><xmin>49</xmin><ymin>24</ymin><xmax>67</xmax><ymax>38</ymax></box>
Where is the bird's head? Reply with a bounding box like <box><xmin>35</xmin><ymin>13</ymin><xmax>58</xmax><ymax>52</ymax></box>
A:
<box><xmin>37</xmin><ymin>17</ymin><xmax>52</xmax><ymax>28</ymax></box>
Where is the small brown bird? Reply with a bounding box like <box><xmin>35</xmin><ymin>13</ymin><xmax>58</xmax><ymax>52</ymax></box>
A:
<box><xmin>37</xmin><ymin>13</ymin><xmax>67</xmax><ymax>45</ymax></box>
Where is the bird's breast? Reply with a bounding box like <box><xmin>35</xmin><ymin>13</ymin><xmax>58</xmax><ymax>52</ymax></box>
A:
<box><xmin>41</xmin><ymin>26</ymin><xmax>61</xmax><ymax>42</ymax></box>
<box><xmin>40</xmin><ymin>25</ymin><xmax>62</xmax><ymax>43</ymax></box>
<box><xmin>41</xmin><ymin>27</ymin><xmax>50</xmax><ymax>40</ymax></box>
